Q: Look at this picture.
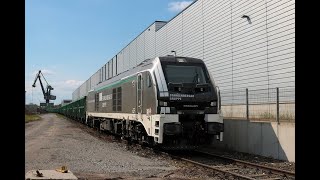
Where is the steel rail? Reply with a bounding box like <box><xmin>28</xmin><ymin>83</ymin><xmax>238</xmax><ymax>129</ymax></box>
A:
<box><xmin>169</xmin><ymin>153</ymin><xmax>256</xmax><ymax>180</ymax></box>
<box><xmin>195</xmin><ymin>150</ymin><xmax>295</xmax><ymax>177</ymax></box>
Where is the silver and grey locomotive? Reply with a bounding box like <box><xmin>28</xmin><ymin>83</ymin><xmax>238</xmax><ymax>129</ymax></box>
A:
<box><xmin>84</xmin><ymin>56</ymin><xmax>223</xmax><ymax>149</ymax></box>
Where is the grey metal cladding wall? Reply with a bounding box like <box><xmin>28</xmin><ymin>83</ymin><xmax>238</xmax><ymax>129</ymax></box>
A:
<box><xmin>136</xmin><ymin>32</ymin><xmax>145</xmax><ymax>65</ymax></box>
<box><xmin>72</xmin><ymin>88</ymin><xmax>79</xmax><ymax>101</ymax></box>
<box><xmin>101</xmin><ymin>66</ymin><xmax>104</xmax><ymax>82</ymax></box>
<box><xmin>144</xmin><ymin>23</ymin><xmax>156</xmax><ymax>60</ymax></box>
<box><xmin>166</xmin><ymin>14</ymin><xmax>183</xmax><ymax>56</ymax></box>
<box><xmin>117</xmin><ymin>52</ymin><xmax>124</xmax><ymax>75</ymax></box>
<box><xmin>86</xmin><ymin>77</ymin><xmax>90</xmax><ymax>92</ymax></box>
<box><xmin>79</xmin><ymin>81</ymin><xmax>87</xmax><ymax>98</ymax></box>
<box><xmin>129</xmin><ymin>40</ymin><xmax>137</xmax><ymax>69</ymax></box>
<box><xmin>182</xmin><ymin>0</ymin><xmax>203</xmax><ymax>59</ymax></box>
<box><xmin>121</xmin><ymin>49</ymin><xmax>129</xmax><ymax>71</ymax></box>
<box><xmin>123</xmin><ymin>43</ymin><xmax>132</xmax><ymax>70</ymax></box>
<box><xmin>71</xmin><ymin>0</ymin><xmax>295</xmax><ymax>102</ymax></box>
<box><xmin>231</xmin><ymin>0</ymin><xmax>268</xmax><ymax>90</ymax></box>
<box><xmin>108</xmin><ymin>61</ymin><xmax>112</xmax><ymax>78</ymax></box>
<box><xmin>203</xmin><ymin>0</ymin><xmax>232</xmax><ymax>91</ymax></box>
<box><xmin>89</xmin><ymin>74</ymin><xmax>93</xmax><ymax>90</ymax></box>
<box><xmin>112</xmin><ymin>57</ymin><xmax>117</xmax><ymax>77</ymax></box>
<box><xmin>127</xmin><ymin>45</ymin><xmax>133</xmax><ymax>70</ymax></box>
<box><xmin>266</xmin><ymin>0</ymin><xmax>295</xmax><ymax>88</ymax></box>
<box><xmin>104</xmin><ymin>63</ymin><xmax>108</xmax><ymax>81</ymax></box>
<box><xmin>155</xmin><ymin>25</ymin><xmax>167</xmax><ymax>56</ymax></box>
<box><xmin>72</xmin><ymin>88</ymin><xmax>78</xmax><ymax>101</ymax></box>
<box><xmin>86</xmin><ymin>79</ymin><xmax>89</xmax><ymax>94</ymax></box>
<box><xmin>92</xmin><ymin>70</ymin><xmax>100</xmax><ymax>88</ymax></box>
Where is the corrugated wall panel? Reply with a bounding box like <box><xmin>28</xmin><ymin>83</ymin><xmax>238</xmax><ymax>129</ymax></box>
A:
<box><xmin>145</xmin><ymin>24</ymin><xmax>156</xmax><ymax>59</ymax></box>
<box><xmin>182</xmin><ymin>0</ymin><xmax>203</xmax><ymax>59</ymax></box>
<box><xmin>267</xmin><ymin>0</ymin><xmax>295</xmax><ymax>88</ymax></box>
<box><xmin>72</xmin><ymin>88</ymin><xmax>80</xmax><ymax>101</ymax></box>
<box><xmin>129</xmin><ymin>40</ymin><xmax>137</xmax><ymax>69</ymax></box>
<box><xmin>108</xmin><ymin>61</ymin><xmax>112</xmax><ymax>78</ymax></box>
<box><xmin>85</xmin><ymin>79</ymin><xmax>89</xmax><ymax>95</ymax></box>
<box><xmin>136</xmin><ymin>33</ymin><xmax>145</xmax><ymax>65</ymax></box>
<box><xmin>203</xmin><ymin>0</ymin><xmax>232</xmax><ymax>92</ymax></box>
<box><xmin>121</xmin><ymin>49</ymin><xmax>127</xmax><ymax>72</ymax></box>
<box><xmin>112</xmin><ymin>57</ymin><xmax>117</xmax><ymax>77</ymax></box>
<box><xmin>166</xmin><ymin>15</ymin><xmax>183</xmax><ymax>56</ymax></box>
<box><xmin>89</xmin><ymin>75</ymin><xmax>93</xmax><ymax>90</ymax></box>
<box><xmin>102</xmin><ymin>66</ymin><xmax>104</xmax><ymax>82</ymax></box>
<box><xmin>117</xmin><ymin>52</ymin><xmax>123</xmax><ymax>75</ymax></box>
<box><xmin>104</xmin><ymin>63</ymin><xmax>108</xmax><ymax>81</ymax></box>
<box><xmin>155</xmin><ymin>26</ymin><xmax>167</xmax><ymax>56</ymax></box>
<box><xmin>232</xmin><ymin>0</ymin><xmax>268</xmax><ymax>90</ymax></box>
<box><xmin>79</xmin><ymin>81</ymin><xmax>87</xmax><ymax>98</ymax></box>
<box><xmin>92</xmin><ymin>70</ymin><xmax>100</xmax><ymax>87</ymax></box>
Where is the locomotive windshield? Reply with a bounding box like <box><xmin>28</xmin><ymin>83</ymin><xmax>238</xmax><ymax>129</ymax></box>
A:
<box><xmin>163</xmin><ymin>64</ymin><xmax>209</xmax><ymax>84</ymax></box>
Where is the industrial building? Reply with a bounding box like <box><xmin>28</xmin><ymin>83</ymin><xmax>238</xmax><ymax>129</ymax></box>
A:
<box><xmin>72</xmin><ymin>0</ymin><xmax>295</xmax><ymax>106</ymax></box>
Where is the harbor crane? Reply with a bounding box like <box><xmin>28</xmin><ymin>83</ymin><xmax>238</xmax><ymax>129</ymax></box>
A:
<box><xmin>32</xmin><ymin>70</ymin><xmax>56</xmax><ymax>106</ymax></box>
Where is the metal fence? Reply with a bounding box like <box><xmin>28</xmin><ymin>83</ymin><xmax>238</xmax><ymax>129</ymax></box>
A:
<box><xmin>221</xmin><ymin>87</ymin><xmax>295</xmax><ymax>122</ymax></box>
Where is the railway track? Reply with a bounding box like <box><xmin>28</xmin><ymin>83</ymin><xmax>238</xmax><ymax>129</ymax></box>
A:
<box><xmin>167</xmin><ymin>150</ymin><xmax>295</xmax><ymax>180</ymax></box>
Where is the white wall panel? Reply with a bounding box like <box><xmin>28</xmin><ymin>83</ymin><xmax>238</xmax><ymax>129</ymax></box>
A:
<box><xmin>182</xmin><ymin>0</ymin><xmax>203</xmax><ymax>59</ymax></box>
<box><xmin>203</xmin><ymin>0</ymin><xmax>232</xmax><ymax>91</ymax></box>
<box><xmin>136</xmin><ymin>32</ymin><xmax>145</xmax><ymax>65</ymax></box>
<box><xmin>122</xmin><ymin>47</ymin><xmax>129</xmax><ymax>71</ymax></box>
<box><xmin>129</xmin><ymin>40</ymin><xmax>137</xmax><ymax>68</ymax></box>
<box><xmin>166</xmin><ymin>15</ymin><xmax>183</xmax><ymax>56</ymax></box>
<box><xmin>117</xmin><ymin>52</ymin><xmax>123</xmax><ymax>75</ymax></box>
<box><xmin>145</xmin><ymin>24</ymin><xmax>156</xmax><ymax>59</ymax></box>
<box><xmin>112</xmin><ymin>57</ymin><xmax>117</xmax><ymax>77</ymax></box>
<box><xmin>155</xmin><ymin>26</ymin><xmax>167</xmax><ymax>56</ymax></box>
<box><xmin>107</xmin><ymin>61</ymin><xmax>111</xmax><ymax>79</ymax></box>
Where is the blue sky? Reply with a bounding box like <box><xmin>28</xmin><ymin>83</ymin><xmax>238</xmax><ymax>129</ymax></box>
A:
<box><xmin>25</xmin><ymin>0</ymin><xmax>194</xmax><ymax>105</ymax></box>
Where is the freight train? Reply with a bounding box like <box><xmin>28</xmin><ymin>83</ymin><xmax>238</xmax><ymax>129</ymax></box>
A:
<box><xmin>49</xmin><ymin>56</ymin><xmax>224</xmax><ymax>149</ymax></box>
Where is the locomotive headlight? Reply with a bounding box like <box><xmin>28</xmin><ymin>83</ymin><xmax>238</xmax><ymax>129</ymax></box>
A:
<box><xmin>210</xmin><ymin>101</ymin><xmax>217</xmax><ymax>106</ymax></box>
<box><xmin>159</xmin><ymin>101</ymin><xmax>167</xmax><ymax>106</ymax></box>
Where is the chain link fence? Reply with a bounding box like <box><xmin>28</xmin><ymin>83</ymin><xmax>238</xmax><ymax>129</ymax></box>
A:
<box><xmin>221</xmin><ymin>87</ymin><xmax>295</xmax><ymax>122</ymax></box>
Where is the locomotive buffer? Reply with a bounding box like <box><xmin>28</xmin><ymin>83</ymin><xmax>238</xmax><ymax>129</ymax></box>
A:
<box><xmin>32</xmin><ymin>70</ymin><xmax>56</xmax><ymax>107</ymax></box>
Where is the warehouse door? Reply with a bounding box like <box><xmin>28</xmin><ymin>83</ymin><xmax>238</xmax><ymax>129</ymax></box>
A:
<box><xmin>137</xmin><ymin>74</ymin><xmax>143</xmax><ymax>117</ymax></box>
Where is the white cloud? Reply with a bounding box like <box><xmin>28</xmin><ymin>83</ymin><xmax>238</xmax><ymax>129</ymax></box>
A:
<box><xmin>168</xmin><ymin>1</ymin><xmax>193</xmax><ymax>12</ymax></box>
<box><xmin>32</xmin><ymin>69</ymin><xmax>55</xmax><ymax>76</ymax></box>
<box><xmin>59</xmin><ymin>80</ymin><xmax>83</xmax><ymax>90</ymax></box>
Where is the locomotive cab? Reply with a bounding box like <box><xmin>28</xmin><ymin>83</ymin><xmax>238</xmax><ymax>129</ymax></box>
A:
<box><xmin>154</xmin><ymin>56</ymin><xmax>224</xmax><ymax>148</ymax></box>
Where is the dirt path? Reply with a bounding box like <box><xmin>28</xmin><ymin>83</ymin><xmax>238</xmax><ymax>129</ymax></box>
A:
<box><xmin>25</xmin><ymin>114</ymin><xmax>176</xmax><ymax>179</ymax></box>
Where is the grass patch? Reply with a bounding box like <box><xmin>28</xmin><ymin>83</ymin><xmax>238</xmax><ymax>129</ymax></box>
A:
<box><xmin>25</xmin><ymin>114</ymin><xmax>41</xmax><ymax>123</ymax></box>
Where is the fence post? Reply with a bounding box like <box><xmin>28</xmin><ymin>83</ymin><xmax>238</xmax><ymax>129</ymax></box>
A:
<box><xmin>276</xmin><ymin>87</ymin><xmax>279</xmax><ymax>124</ymax></box>
<box><xmin>246</xmin><ymin>88</ymin><xmax>249</xmax><ymax>120</ymax></box>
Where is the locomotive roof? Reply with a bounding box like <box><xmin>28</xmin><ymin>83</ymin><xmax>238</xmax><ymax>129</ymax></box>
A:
<box><xmin>94</xmin><ymin>56</ymin><xmax>204</xmax><ymax>92</ymax></box>
<box><xmin>158</xmin><ymin>56</ymin><xmax>204</xmax><ymax>63</ymax></box>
